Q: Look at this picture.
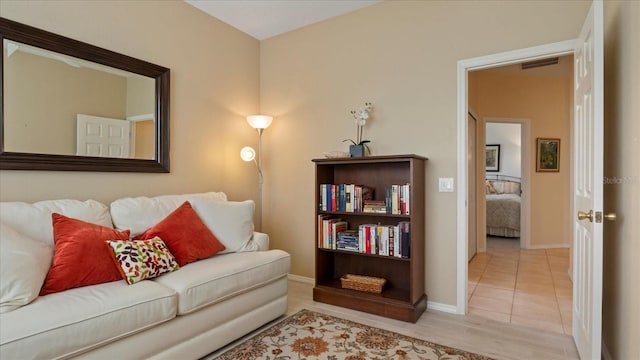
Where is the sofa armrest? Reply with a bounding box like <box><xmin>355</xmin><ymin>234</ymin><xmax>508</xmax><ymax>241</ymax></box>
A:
<box><xmin>253</xmin><ymin>232</ymin><xmax>269</xmax><ymax>251</ymax></box>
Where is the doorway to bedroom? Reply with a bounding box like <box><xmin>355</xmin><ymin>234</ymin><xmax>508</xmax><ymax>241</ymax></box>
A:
<box><xmin>484</xmin><ymin>121</ymin><xmax>525</xmax><ymax>250</ymax></box>
<box><xmin>466</xmin><ymin>55</ymin><xmax>574</xmax><ymax>335</ymax></box>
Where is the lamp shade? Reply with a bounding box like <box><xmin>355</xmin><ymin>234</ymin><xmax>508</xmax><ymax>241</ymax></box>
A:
<box><xmin>246</xmin><ymin>115</ymin><xmax>273</xmax><ymax>129</ymax></box>
<box><xmin>240</xmin><ymin>146</ymin><xmax>256</xmax><ymax>162</ymax></box>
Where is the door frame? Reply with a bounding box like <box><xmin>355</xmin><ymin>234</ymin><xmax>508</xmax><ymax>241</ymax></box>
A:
<box><xmin>467</xmin><ymin>111</ymin><xmax>477</xmax><ymax>261</ymax></box>
<box><xmin>482</xmin><ymin>117</ymin><xmax>531</xmax><ymax>250</ymax></box>
<box><xmin>456</xmin><ymin>40</ymin><xmax>575</xmax><ymax>314</ymax></box>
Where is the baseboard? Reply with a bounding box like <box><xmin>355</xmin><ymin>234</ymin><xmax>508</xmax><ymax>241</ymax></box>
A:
<box><xmin>287</xmin><ymin>274</ymin><xmax>314</xmax><ymax>285</ymax></box>
<box><xmin>288</xmin><ymin>275</ymin><xmax>459</xmax><ymax>315</ymax></box>
<box><xmin>602</xmin><ymin>340</ymin><xmax>613</xmax><ymax>360</ymax></box>
<box><xmin>525</xmin><ymin>243</ymin><xmax>570</xmax><ymax>250</ymax></box>
<box><xmin>427</xmin><ymin>301</ymin><xmax>458</xmax><ymax>314</ymax></box>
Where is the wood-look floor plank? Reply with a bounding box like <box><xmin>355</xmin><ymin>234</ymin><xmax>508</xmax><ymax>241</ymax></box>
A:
<box><xmin>287</xmin><ymin>280</ymin><xmax>579</xmax><ymax>360</ymax></box>
<box><xmin>206</xmin><ymin>279</ymin><xmax>579</xmax><ymax>360</ymax></box>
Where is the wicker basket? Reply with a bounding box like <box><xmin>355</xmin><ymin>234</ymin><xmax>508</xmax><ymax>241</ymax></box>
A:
<box><xmin>340</xmin><ymin>274</ymin><xmax>386</xmax><ymax>293</ymax></box>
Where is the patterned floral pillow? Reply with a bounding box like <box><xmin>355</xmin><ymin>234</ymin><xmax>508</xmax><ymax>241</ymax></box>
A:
<box><xmin>106</xmin><ymin>237</ymin><xmax>180</xmax><ymax>285</ymax></box>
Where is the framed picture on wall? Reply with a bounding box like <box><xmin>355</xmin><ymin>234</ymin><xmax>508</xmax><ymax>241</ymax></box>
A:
<box><xmin>485</xmin><ymin>144</ymin><xmax>500</xmax><ymax>172</ymax></box>
<box><xmin>536</xmin><ymin>138</ymin><xmax>560</xmax><ymax>172</ymax></box>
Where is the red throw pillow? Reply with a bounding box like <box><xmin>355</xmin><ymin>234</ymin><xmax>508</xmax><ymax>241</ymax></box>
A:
<box><xmin>135</xmin><ymin>201</ymin><xmax>225</xmax><ymax>266</ymax></box>
<box><xmin>40</xmin><ymin>213</ymin><xmax>130</xmax><ymax>295</ymax></box>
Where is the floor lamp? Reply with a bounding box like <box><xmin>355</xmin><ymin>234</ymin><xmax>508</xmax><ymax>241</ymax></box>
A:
<box><xmin>240</xmin><ymin>115</ymin><xmax>272</xmax><ymax>232</ymax></box>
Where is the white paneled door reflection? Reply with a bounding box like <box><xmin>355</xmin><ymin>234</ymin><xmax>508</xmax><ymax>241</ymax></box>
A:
<box><xmin>76</xmin><ymin>114</ymin><xmax>130</xmax><ymax>158</ymax></box>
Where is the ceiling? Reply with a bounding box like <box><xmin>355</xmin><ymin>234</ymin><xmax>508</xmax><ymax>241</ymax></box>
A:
<box><xmin>185</xmin><ymin>0</ymin><xmax>382</xmax><ymax>40</ymax></box>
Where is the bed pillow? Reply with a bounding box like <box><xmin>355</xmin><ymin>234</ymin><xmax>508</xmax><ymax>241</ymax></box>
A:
<box><xmin>134</xmin><ymin>201</ymin><xmax>225</xmax><ymax>266</ymax></box>
<box><xmin>491</xmin><ymin>181</ymin><xmax>505</xmax><ymax>194</ymax></box>
<box><xmin>40</xmin><ymin>214</ymin><xmax>130</xmax><ymax>296</ymax></box>
<box><xmin>485</xmin><ymin>181</ymin><xmax>497</xmax><ymax>194</ymax></box>
<box><xmin>190</xmin><ymin>199</ymin><xmax>257</xmax><ymax>254</ymax></box>
<box><xmin>0</xmin><ymin>223</ymin><xmax>53</xmax><ymax>313</ymax></box>
<box><xmin>503</xmin><ymin>181</ymin><xmax>521</xmax><ymax>195</ymax></box>
<box><xmin>106</xmin><ymin>237</ymin><xmax>180</xmax><ymax>285</ymax></box>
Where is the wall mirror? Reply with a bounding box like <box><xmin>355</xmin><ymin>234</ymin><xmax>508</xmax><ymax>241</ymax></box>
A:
<box><xmin>0</xmin><ymin>17</ymin><xmax>170</xmax><ymax>172</ymax></box>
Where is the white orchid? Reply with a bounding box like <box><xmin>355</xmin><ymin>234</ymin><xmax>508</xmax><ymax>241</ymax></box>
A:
<box><xmin>344</xmin><ymin>102</ymin><xmax>374</xmax><ymax>147</ymax></box>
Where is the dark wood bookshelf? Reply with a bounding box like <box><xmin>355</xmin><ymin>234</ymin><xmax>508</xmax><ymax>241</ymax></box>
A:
<box><xmin>312</xmin><ymin>154</ymin><xmax>427</xmax><ymax>322</ymax></box>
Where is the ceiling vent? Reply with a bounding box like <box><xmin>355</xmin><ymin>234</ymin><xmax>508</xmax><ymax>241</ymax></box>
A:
<box><xmin>521</xmin><ymin>57</ymin><xmax>559</xmax><ymax>70</ymax></box>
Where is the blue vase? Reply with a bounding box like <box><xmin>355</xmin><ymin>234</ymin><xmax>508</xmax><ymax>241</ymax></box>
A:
<box><xmin>349</xmin><ymin>144</ymin><xmax>365</xmax><ymax>158</ymax></box>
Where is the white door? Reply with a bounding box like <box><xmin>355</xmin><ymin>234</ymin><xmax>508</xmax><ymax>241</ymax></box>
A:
<box><xmin>573</xmin><ymin>1</ymin><xmax>604</xmax><ymax>359</ymax></box>
<box><xmin>77</xmin><ymin>114</ymin><xmax>130</xmax><ymax>158</ymax></box>
<box><xmin>467</xmin><ymin>113</ymin><xmax>477</xmax><ymax>260</ymax></box>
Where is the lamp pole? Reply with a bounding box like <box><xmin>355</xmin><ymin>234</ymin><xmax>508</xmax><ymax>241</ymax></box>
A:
<box><xmin>256</xmin><ymin>128</ymin><xmax>264</xmax><ymax>232</ymax></box>
<box><xmin>243</xmin><ymin>114</ymin><xmax>272</xmax><ymax>233</ymax></box>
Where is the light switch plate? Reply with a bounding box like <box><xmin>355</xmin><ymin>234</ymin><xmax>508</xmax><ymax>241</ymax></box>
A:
<box><xmin>439</xmin><ymin>177</ymin><xmax>454</xmax><ymax>192</ymax></box>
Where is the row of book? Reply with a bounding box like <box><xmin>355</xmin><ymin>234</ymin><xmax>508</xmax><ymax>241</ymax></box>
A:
<box><xmin>385</xmin><ymin>184</ymin><xmax>411</xmax><ymax>215</ymax></box>
<box><xmin>319</xmin><ymin>184</ymin><xmax>373</xmax><ymax>212</ymax></box>
<box><xmin>319</xmin><ymin>183</ymin><xmax>411</xmax><ymax>215</ymax></box>
<box><xmin>318</xmin><ymin>216</ymin><xmax>411</xmax><ymax>258</ymax></box>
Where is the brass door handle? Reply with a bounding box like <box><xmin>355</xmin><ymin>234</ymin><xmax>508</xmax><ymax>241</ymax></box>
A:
<box><xmin>578</xmin><ymin>210</ymin><xmax>593</xmax><ymax>222</ymax></box>
<box><xmin>578</xmin><ymin>210</ymin><xmax>617</xmax><ymax>222</ymax></box>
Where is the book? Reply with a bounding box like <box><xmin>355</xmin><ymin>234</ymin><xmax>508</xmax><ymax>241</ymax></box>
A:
<box><xmin>359</xmin><ymin>224</ymin><xmax>377</xmax><ymax>254</ymax></box>
<box><xmin>391</xmin><ymin>185</ymin><xmax>399</xmax><ymax>214</ymax></box>
<box><xmin>388</xmin><ymin>225</ymin><xmax>395</xmax><ymax>257</ymax></box>
<box><xmin>403</xmin><ymin>183</ymin><xmax>411</xmax><ymax>215</ymax></box>
<box><xmin>317</xmin><ymin>214</ymin><xmax>330</xmax><ymax>248</ymax></box>
<box><xmin>331</xmin><ymin>184</ymin><xmax>338</xmax><ymax>211</ymax></box>
<box><xmin>337</xmin><ymin>230</ymin><xmax>359</xmax><ymax>252</ymax></box>
<box><xmin>320</xmin><ymin>184</ymin><xmax>327</xmax><ymax>211</ymax></box>
<box><xmin>322</xmin><ymin>218</ymin><xmax>340</xmax><ymax>248</ymax></box>
<box><xmin>378</xmin><ymin>226</ymin><xmax>388</xmax><ymax>256</ymax></box>
<box><xmin>331</xmin><ymin>221</ymin><xmax>348</xmax><ymax>249</ymax></box>
<box><xmin>401</xmin><ymin>231</ymin><xmax>410</xmax><ymax>258</ymax></box>
<box><xmin>398</xmin><ymin>221</ymin><xmax>410</xmax><ymax>258</ymax></box>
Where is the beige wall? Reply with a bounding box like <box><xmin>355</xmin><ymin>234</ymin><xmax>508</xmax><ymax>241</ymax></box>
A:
<box><xmin>1</xmin><ymin>1</ymin><xmax>636</xmax><ymax>354</ymax></box>
<box><xmin>260</xmin><ymin>0</ymin><xmax>590</xmax><ymax>305</ymax></box>
<box><xmin>134</xmin><ymin>120</ymin><xmax>155</xmax><ymax>160</ymax></box>
<box><xmin>126</xmin><ymin>75</ymin><xmax>155</xmax><ymax>118</ymax></box>
<box><xmin>603</xmin><ymin>1</ymin><xmax>640</xmax><ymax>358</ymax></box>
<box><xmin>4</xmin><ymin>50</ymin><xmax>126</xmax><ymax>155</ymax></box>
<box><xmin>0</xmin><ymin>1</ymin><xmax>261</xmax><ymax>206</ymax></box>
<box><xmin>470</xmin><ymin>70</ymin><xmax>572</xmax><ymax>249</ymax></box>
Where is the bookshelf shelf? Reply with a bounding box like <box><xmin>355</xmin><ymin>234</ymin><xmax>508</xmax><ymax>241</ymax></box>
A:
<box><xmin>317</xmin><ymin>248</ymin><xmax>411</xmax><ymax>262</ymax></box>
<box><xmin>318</xmin><ymin>211</ymin><xmax>410</xmax><ymax>219</ymax></box>
<box><xmin>312</xmin><ymin>154</ymin><xmax>427</xmax><ymax>323</ymax></box>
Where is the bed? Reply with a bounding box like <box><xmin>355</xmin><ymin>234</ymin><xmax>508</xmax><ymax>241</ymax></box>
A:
<box><xmin>485</xmin><ymin>175</ymin><xmax>521</xmax><ymax>238</ymax></box>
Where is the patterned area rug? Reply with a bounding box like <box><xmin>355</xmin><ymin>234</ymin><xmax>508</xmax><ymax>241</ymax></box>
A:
<box><xmin>215</xmin><ymin>309</ymin><xmax>494</xmax><ymax>359</ymax></box>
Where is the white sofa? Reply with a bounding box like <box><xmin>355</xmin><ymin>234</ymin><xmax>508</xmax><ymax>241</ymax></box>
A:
<box><xmin>0</xmin><ymin>192</ymin><xmax>291</xmax><ymax>359</ymax></box>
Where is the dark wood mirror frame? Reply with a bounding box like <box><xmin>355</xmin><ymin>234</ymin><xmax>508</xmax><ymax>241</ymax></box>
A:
<box><xmin>0</xmin><ymin>17</ymin><xmax>170</xmax><ymax>172</ymax></box>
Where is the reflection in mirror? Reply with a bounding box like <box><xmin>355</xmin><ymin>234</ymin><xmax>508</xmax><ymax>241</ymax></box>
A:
<box><xmin>4</xmin><ymin>40</ymin><xmax>156</xmax><ymax>159</ymax></box>
<box><xmin>0</xmin><ymin>17</ymin><xmax>170</xmax><ymax>172</ymax></box>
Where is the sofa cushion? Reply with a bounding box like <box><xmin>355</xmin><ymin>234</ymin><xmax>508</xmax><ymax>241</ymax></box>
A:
<box><xmin>152</xmin><ymin>249</ymin><xmax>290</xmax><ymax>315</ymax></box>
<box><xmin>0</xmin><ymin>199</ymin><xmax>112</xmax><ymax>246</ymax></box>
<box><xmin>134</xmin><ymin>202</ymin><xmax>226</xmax><ymax>266</ymax></box>
<box><xmin>110</xmin><ymin>192</ymin><xmax>228</xmax><ymax>236</ymax></box>
<box><xmin>189</xmin><ymin>199</ymin><xmax>258</xmax><ymax>254</ymax></box>
<box><xmin>0</xmin><ymin>280</ymin><xmax>177</xmax><ymax>360</ymax></box>
<box><xmin>40</xmin><ymin>214</ymin><xmax>130</xmax><ymax>295</ymax></box>
<box><xmin>0</xmin><ymin>223</ymin><xmax>53</xmax><ymax>313</ymax></box>
<box><xmin>106</xmin><ymin>237</ymin><xmax>180</xmax><ymax>284</ymax></box>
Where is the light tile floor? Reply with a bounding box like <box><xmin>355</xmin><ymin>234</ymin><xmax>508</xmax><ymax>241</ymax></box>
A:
<box><xmin>468</xmin><ymin>237</ymin><xmax>573</xmax><ymax>335</ymax></box>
